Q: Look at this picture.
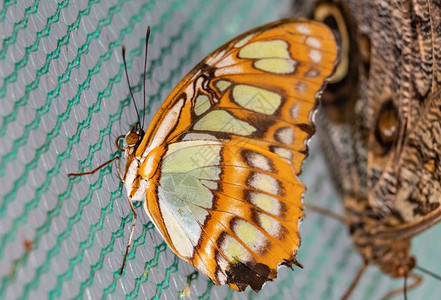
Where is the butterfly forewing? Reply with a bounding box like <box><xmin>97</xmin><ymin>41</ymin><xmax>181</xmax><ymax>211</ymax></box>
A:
<box><xmin>125</xmin><ymin>19</ymin><xmax>338</xmax><ymax>291</ymax></box>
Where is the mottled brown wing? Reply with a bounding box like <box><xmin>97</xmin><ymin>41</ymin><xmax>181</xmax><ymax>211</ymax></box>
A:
<box><xmin>308</xmin><ymin>0</ymin><xmax>441</xmax><ymax>227</ymax></box>
<box><xmin>380</xmin><ymin>89</ymin><xmax>441</xmax><ymax>237</ymax></box>
<box><xmin>303</xmin><ymin>0</ymin><xmax>441</xmax><ymax>288</ymax></box>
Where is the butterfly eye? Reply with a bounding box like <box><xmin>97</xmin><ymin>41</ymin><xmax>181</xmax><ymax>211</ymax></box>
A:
<box><xmin>126</xmin><ymin>132</ymin><xmax>139</xmax><ymax>146</ymax></box>
<box><xmin>375</xmin><ymin>100</ymin><xmax>399</xmax><ymax>151</ymax></box>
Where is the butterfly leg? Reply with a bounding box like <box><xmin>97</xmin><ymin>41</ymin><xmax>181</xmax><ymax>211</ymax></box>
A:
<box><xmin>305</xmin><ymin>203</ymin><xmax>349</xmax><ymax>225</ymax></box>
<box><xmin>379</xmin><ymin>273</ymin><xmax>422</xmax><ymax>300</ymax></box>
<box><xmin>341</xmin><ymin>259</ymin><xmax>368</xmax><ymax>300</ymax></box>
<box><xmin>119</xmin><ymin>196</ymin><xmax>138</xmax><ymax>275</ymax></box>
<box><xmin>68</xmin><ymin>156</ymin><xmax>122</xmax><ymax>181</ymax></box>
<box><xmin>114</xmin><ymin>157</ymin><xmax>124</xmax><ymax>182</ymax></box>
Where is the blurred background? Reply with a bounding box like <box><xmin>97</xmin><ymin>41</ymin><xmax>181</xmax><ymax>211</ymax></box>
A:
<box><xmin>1</xmin><ymin>0</ymin><xmax>440</xmax><ymax>299</ymax></box>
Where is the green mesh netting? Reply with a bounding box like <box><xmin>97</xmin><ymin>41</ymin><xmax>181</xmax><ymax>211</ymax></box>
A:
<box><xmin>1</xmin><ymin>0</ymin><xmax>441</xmax><ymax>299</ymax></box>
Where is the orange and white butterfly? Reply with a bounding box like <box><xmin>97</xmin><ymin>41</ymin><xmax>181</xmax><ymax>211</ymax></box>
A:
<box><xmin>69</xmin><ymin>19</ymin><xmax>338</xmax><ymax>291</ymax></box>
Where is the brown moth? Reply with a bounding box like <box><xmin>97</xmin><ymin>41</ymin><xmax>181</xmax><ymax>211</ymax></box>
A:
<box><xmin>294</xmin><ymin>0</ymin><xmax>441</xmax><ymax>298</ymax></box>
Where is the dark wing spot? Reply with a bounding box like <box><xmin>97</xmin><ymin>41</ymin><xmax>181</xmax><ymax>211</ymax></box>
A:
<box><xmin>225</xmin><ymin>260</ymin><xmax>272</xmax><ymax>292</ymax></box>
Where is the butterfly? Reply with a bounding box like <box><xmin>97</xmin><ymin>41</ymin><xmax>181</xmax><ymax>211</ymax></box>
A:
<box><xmin>294</xmin><ymin>0</ymin><xmax>441</xmax><ymax>298</ymax></box>
<box><xmin>69</xmin><ymin>19</ymin><xmax>338</xmax><ymax>292</ymax></box>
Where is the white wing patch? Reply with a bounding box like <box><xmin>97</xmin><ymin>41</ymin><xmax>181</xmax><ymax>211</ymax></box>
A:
<box><xmin>305</xmin><ymin>36</ymin><xmax>321</xmax><ymax>48</ymax></box>
<box><xmin>239</xmin><ymin>40</ymin><xmax>291</xmax><ymax>59</ymax></box>
<box><xmin>158</xmin><ymin>197</ymin><xmax>196</xmax><ymax>258</ymax></box>
<box><xmin>145</xmin><ymin>99</ymin><xmax>185</xmax><ymax>156</ymax></box>
<box><xmin>254</xmin><ymin>58</ymin><xmax>297</xmax><ymax>73</ymax></box>
<box><xmin>309</xmin><ymin>49</ymin><xmax>322</xmax><ymax>63</ymax></box>
<box><xmin>194</xmin><ymin>110</ymin><xmax>256</xmax><ymax>135</ymax></box>
<box><xmin>234</xmin><ymin>33</ymin><xmax>255</xmax><ymax>48</ymax></box>
<box><xmin>232</xmin><ymin>219</ymin><xmax>269</xmax><ymax>254</ymax></box>
<box><xmin>250</xmin><ymin>192</ymin><xmax>283</xmax><ymax>216</ymax></box>
<box><xmin>295</xmin><ymin>23</ymin><xmax>311</xmax><ymax>34</ymax></box>
<box><xmin>158</xmin><ymin>141</ymin><xmax>224</xmax><ymax>258</ymax></box>
<box><xmin>194</xmin><ymin>94</ymin><xmax>211</xmax><ymax>116</ymax></box>
<box><xmin>220</xmin><ymin>234</ymin><xmax>253</xmax><ymax>262</ymax></box>
<box><xmin>233</xmin><ymin>84</ymin><xmax>281</xmax><ymax>115</ymax></box>
<box><xmin>238</xmin><ymin>40</ymin><xmax>298</xmax><ymax>74</ymax></box>
<box><xmin>249</xmin><ymin>173</ymin><xmax>281</xmax><ymax>195</ymax></box>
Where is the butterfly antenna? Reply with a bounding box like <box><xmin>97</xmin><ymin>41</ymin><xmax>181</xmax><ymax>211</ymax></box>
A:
<box><xmin>415</xmin><ymin>265</ymin><xmax>441</xmax><ymax>281</ymax></box>
<box><xmin>380</xmin><ymin>273</ymin><xmax>421</xmax><ymax>299</ymax></box>
<box><xmin>122</xmin><ymin>45</ymin><xmax>141</xmax><ymax>126</ymax></box>
<box><xmin>403</xmin><ymin>274</ymin><xmax>408</xmax><ymax>300</ymax></box>
<box><xmin>142</xmin><ymin>26</ymin><xmax>151</xmax><ymax>130</ymax></box>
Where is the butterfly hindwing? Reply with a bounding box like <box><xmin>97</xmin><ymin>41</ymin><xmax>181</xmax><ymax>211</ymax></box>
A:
<box><xmin>128</xmin><ymin>19</ymin><xmax>338</xmax><ymax>291</ymax></box>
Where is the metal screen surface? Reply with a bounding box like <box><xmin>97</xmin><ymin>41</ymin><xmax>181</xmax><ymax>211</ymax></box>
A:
<box><xmin>1</xmin><ymin>0</ymin><xmax>441</xmax><ymax>299</ymax></box>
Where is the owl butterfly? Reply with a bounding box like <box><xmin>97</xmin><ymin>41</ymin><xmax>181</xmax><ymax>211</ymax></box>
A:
<box><xmin>293</xmin><ymin>0</ymin><xmax>441</xmax><ymax>298</ymax></box>
<box><xmin>69</xmin><ymin>20</ymin><xmax>338</xmax><ymax>291</ymax></box>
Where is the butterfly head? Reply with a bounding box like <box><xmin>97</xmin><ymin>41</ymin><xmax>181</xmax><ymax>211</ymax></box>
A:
<box><xmin>118</xmin><ymin>122</ymin><xmax>145</xmax><ymax>159</ymax></box>
<box><xmin>355</xmin><ymin>233</ymin><xmax>415</xmax><ymax>278</ymax></box>
<box><xmin>377</xmin><ymin>240</ymin><xmax>416</xmax><ymax>278</ymax></box>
